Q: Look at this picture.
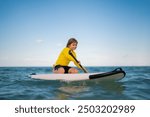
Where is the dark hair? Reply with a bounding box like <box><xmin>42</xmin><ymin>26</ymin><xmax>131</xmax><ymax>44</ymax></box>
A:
<box><xmin>66</xmin><ymin>38</ymin><xmax>78</xmax><ymax>47</ymax></box>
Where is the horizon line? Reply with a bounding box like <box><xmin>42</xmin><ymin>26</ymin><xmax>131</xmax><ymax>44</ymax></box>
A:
<box><xmin>0</xmin><ymin>65</ymin><xmax>150</xmax><ymax>67</ymax></box>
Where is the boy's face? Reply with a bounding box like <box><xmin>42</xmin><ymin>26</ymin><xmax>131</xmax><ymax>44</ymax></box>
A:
<box><xmin>69</xmin><ymin>42</ymin><xmax>77</xmax><ymax>50</ymax></box>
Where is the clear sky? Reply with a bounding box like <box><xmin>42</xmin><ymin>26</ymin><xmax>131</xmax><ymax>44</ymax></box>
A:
<box><xmin>0</xmin><ymin>0</ymin><xmax>150</xmax><ymax>66</ymax></box>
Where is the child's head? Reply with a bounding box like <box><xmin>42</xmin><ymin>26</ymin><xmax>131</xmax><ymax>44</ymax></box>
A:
<box><xmin>66</xmin><ymin>38</ymin><xmax>78</xmax><ymax>50</ymax></box>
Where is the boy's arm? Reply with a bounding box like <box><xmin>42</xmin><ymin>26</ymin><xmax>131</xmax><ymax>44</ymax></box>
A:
<box><xmin>63</xmin><ymin>49</ymin><xmax>82</xmax><ymax>69</ymax></box>
<box><xmin>68</xmin><ymin>51</ymin><xmax>82</xmax><ymax>70</ymax></box>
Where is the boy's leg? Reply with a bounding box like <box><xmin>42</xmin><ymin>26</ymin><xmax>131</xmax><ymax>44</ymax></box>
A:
<box><xmin>57</xmin><ymin>67</ymin><xmax>65</xmax><ymax>73</ymax></box>
<box><xmin>68</xmin><ymin>68</ymin><xmax>78</xmax><ymax>74</ymax></box>
<box><xmin>53</xmin><ymin>66</ymin><xmax>65</xmax><ymax>74</ymax></box>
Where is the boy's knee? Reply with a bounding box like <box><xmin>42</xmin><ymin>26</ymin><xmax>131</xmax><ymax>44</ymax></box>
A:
<box><xmin>74</xmin><ymin>69</ymin><xmax>78</xmax><ymax>73</ymax></box>
<box><xmin>58</xmin><ymin>68</ymin><xmax>65</xmax><ymax>73</ymax></box>
<box><xmin>69</xmin><ymin>68</ymin><xmax>78</xmax><ymax>73</ymax></box>
<box><xmin>53</xmin><ymin>67</ymin><xmax>65</xmax><ymax>74</ymax></box>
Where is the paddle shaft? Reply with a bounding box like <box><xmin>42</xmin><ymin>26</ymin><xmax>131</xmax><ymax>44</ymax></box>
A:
<box><xmin>69</xmin><ymin>50</ymin><xmax>88</xmax><ymax>73</ymax></box>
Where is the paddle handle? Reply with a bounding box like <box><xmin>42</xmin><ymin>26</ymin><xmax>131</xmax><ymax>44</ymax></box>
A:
<box><xmin>69</xmin><ymin>50</ymin><xmax>88</xmax><ymax>73</ymax></box>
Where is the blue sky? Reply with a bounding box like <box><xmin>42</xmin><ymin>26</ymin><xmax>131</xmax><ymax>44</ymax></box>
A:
<box><xmin>0</xmin><ymin>0</ymin><xmax>150</xmax><ymax>66</ymax></box>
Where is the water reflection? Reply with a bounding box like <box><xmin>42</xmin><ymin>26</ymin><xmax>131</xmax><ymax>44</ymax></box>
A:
<box><xmin>55</xmin><ymin>80</ymin><xmax>125</xmax><ymax>100</ymax></box>
<box><xmin>94</xmin><ymin>80</ymin><xmax>125</xmax><ymax>94</ymax></box>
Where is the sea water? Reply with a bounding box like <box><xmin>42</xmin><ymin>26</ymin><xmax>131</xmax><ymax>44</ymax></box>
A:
<box><xmin>0</xmin><ymin>67</ymin><xmax>150</xmax><ymax>100</ymax></box>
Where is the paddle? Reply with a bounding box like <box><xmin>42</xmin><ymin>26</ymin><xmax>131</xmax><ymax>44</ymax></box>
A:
<box><xmin>69</xmin><ymin>50</ymin><xmax>88</xmax><ymax>73</ymax></box>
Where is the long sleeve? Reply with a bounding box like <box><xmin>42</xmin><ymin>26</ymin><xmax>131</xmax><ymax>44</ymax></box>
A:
<box><xmin>63</xmin><ymin>48</ymin><xmax>82</xmax><ymax>69</ymax></box>
<box><xmin>55</xmin><ymin>47</ymin><xmax>82</xmax><ymax>69</ymax></box>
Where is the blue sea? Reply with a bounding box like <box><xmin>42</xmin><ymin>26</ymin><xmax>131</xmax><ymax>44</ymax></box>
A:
<box><xmin>0</xmin><ymin>67</ymin><xmax>150</xmax><ymax>100</ymax></box>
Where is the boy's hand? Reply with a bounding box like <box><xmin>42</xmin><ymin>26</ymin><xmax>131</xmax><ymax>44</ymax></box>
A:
<box><xmin>78</xmin><ymin>61</ymin><xmax>81</xmax><ymax>64</ymax></box>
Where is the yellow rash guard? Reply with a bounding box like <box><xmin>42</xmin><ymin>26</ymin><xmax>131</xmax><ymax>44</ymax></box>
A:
<box><xmin>54</xmin><ymin>47</ymin><xmax>81</xmax><ymax>69</ymax></box>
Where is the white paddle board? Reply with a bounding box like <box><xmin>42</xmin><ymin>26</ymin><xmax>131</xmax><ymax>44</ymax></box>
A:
<box><xmin>30</xmin><ymin>68</ymin><xmax>126</xmax><ymax>82</ymax></box>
